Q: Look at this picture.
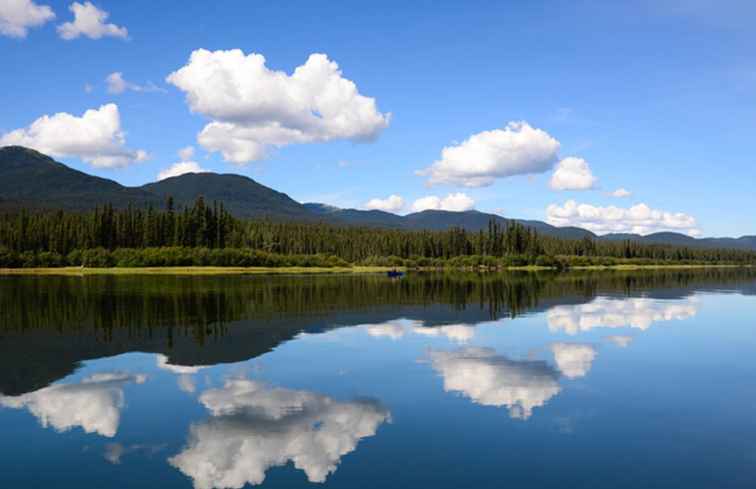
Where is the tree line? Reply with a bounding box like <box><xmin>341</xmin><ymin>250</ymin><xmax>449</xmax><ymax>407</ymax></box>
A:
<box><xmin>0</xmin><ymin>197</ymin><xmax>754</xmax><ymax>268</ymax></box>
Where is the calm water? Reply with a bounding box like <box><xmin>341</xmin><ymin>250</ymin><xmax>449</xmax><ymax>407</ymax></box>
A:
<box><xmin>2</xmin><ymin>270</ymin><xmax>756</xmax><ymax>488</ymax></box>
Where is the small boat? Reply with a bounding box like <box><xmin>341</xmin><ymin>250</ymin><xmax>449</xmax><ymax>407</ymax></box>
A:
<box><xmin>387</xmin><ymin>270</ymin><xmax>404</xmax><ymax>278</ymax></box>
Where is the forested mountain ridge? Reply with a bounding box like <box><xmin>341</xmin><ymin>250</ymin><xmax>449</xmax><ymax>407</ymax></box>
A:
<box><xmin>1</xmin><ymin>145</ymin><xmax>754</xmax><ymax>250</ymax></box>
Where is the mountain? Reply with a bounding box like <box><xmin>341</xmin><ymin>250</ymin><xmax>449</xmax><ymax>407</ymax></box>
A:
<box><xmin>143</xmin><ymin>172</ymin><xmax>314</xmax><ymax>221</ymax></box>
<box><xmin>604</xmin><ymin>231</ymin><xmax>756</xmax><ymax>250</ymax></box>
<box><xmin>0</xmin><ymin>145</ymin><xmax>753</xmax><ymax>250</ymax></box>
<box><xmin>305</xmin><ymin>204</ymin><xmax>596</xmax><ymax>239</ymax></box>
<box><xmin>0</xmin><ymin>146</ymin><xmax>159</xmax><ymax>211</ymax></box>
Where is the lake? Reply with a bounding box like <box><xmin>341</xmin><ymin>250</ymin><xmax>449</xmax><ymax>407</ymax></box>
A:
<box><xmin>1</xmin><ymin>269</ymin><xmax>756</xmax><ymax>488</ymax></box>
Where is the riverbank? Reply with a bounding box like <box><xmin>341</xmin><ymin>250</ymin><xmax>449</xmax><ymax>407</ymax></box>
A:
<box><xmin>0</xmin><ymin>266</ymin><xmax>400</xmax><ymax>276</ymax></box>
<box><xmin>0</xmin><ymin>263</ymin><xmax>749</xmax><ymax>276</ymax></box>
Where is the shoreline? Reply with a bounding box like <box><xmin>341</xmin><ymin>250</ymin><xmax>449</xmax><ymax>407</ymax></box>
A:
<box><xmin>0</xmin><ymin>263</ymin><xmax>749</xmax><ymax>276</ymax></box>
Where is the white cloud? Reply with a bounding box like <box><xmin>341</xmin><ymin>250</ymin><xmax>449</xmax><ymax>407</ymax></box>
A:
<box><xmin>84</xmin><ymin>82</ymin><xmax>94</xmax><ymax>93</ymax></box>
<box><xmin>428</xmin><ymin>347</ymin><xmax>561</xmax><ymax>420</ymax></box>
<box><xmin>169</xmin><ymin>379</ymin><xmax>390</xmax><ymax>488</ymax></box>
<box><xmin>157</xmin><ymin>161</ymin><xmax>205</xmax><ymax>181</ymax></box>
<box><xmin>609</xmin><ymin>187</ymin><xmax>632</xmax><ymax>198</ymax></box>
<box><xmin>364</xmin><ymin>194</ymin><xmax>404</xmax><ymax>213</ymax></box>
<box><xmin>0</xmin><ymin>0</ymin><xmax>54</xmax><ymax>38</ymax></box>
<box><xmin>418</xmin><ymin>122</ymin><xmax>560</xmax><ymax>187</ymax></box>
<box><xmin>106</xmin><ymin>72</ymin><xmax>163</xmax><ymax>94</ymax></box>
<box><xmin>0</xmin><ymin>372</ymin><xmax>146</xmax><ymax>438</ymax></box>
<box><xmin>546</xmin><ymin>200</ymin><xmax>702</xmax><ymax>236</ymax></box>
<box><xmin>57</xmin><ymin>1</ymin><xmax>127</xmax><ymax>40</ymax></box>
<box><xmin>411</xmin><ymin>192</ymin><xmax>475</xmax><ymax>212</ymax></box>
<box><xmin>0</xmin><ymin>103</ymin><xmax>148</xmax><ymax>168</ymax></box>
<box><xmin>547</xmin><ymin>297</ymin><xmax>699</xmax><ymax>336</ymax></box>
<box><xmin>178</xmin><ymin>145</ymin><xmax>195</xmax><ymax>162</ymax></box>
<box><xmin>166</xmin><ymin>49</ymin><xmax>390</xmax><ymax>165</ymax></box>
<box><xmin>550</xmin><ymin>343</ymin><xmax>597</xmax><ymax>379</ymax></box>
<box><xmin>549</xmin><ymin>156</ymin><xmax>598</xmax><ymax>191</ymax></box>
<box><xmin>156</xmin><ymin>147</ymin><xmax>207</xmax><ymax>181</ymax></box>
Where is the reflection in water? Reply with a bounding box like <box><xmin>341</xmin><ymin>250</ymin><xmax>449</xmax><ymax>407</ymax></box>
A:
<box><xmin>169</xmin><ymin>379</ymin><xmax>390</xmax><ymax>488</ymax></box>
<box><xmin>104</xmin><ymin>442</ymin><xmax>165</xmax><ymax>464</ymax></box>
<box><xmin>0</xmin><ymin>372</ymin><xmax>146</xmax><ymax>437</ymax></box>
<box><xmin>550</xmin><ymin>343</ymin><xmax>597</xmax><ymax>379</ymax></box>
<box><xmin>428</xmin><ymin>347</ymin><xmax>561</xmax><ymax>420</ymax></box>
<box><xmin>547</xmin><ymin>297</ymin><xmax>699</xmax><ymax>335</ymax></box>
<box><xmin>365</xmin><ymin>320</ymin><xmax>476</xmax><ymax>343</ymax></box>
<box><xmin>156</xmin><ymin>354</ymin><xmax>208</xmax><ymax>394</ymax></box>
<box><xmin>605</xmin><ymin>335</ymin><xmax>633</xmax><ymax>348</ymax></box>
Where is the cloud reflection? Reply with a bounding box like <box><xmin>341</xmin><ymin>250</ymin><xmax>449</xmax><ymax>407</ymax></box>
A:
<box><xmin>169</xmin><ymin>379</ymin><xmax>390</xmax><ymax>488</ymax></box>
<box><xmin>428</xmin><ymin>347</ymin><xmax>561</xmax><ymax>420</ymax></box>
<box><xmin>550</xmin><ymin>343</ymin><xmax>597</xmax><ymax>379</ymax></box>
<box><xmin>156</xmin><ymin>354</ymin><xmax>208</xmax><ymax>393</ymax></box>
<box><xmin>0</xmin><ymin>372</ymin><xmax>146</xmax><ymax>437</ymax></box>
<box><xmin>547</xmin><ymin>297</ymin><xmax>698</xmax><ymax>335</ymax></box>
<box><xmin>364</xmin><ymin>319</ymin><xmax>476</xmax><ymax>343</ymax></box>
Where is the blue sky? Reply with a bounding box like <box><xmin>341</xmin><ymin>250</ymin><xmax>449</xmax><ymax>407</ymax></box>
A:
<box><xmin>1</xmin><ymin>0</ymin><xmax>754</xmax><ymax>237</ymax></box>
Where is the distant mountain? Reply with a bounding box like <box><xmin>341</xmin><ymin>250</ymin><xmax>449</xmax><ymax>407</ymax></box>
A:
<box><xmin>0</xmin><ymin>145</ymin><xmax>753</xmax><ymax>250</ymax></box>
<box><xmin>0</xmin><ymin>146</ymin><xmax>159</xmax><ymax>211</ymax></box>
<box><xmin>604</xmin><ymin>231</ymin><xmax>756</xmax><ymax>250</ymax></box>
<box><xmin>143</xmin><ymin>172</ymin><xmax>314</xmax><ymax>221</ymax></box>
<box><xmin>304</xmin><ymin>204</ymin><xmax>596</xmax><ymax>239</ymax></box>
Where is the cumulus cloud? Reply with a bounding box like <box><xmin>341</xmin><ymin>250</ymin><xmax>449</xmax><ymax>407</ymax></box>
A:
<box><xmin>168</xmin><ymin>379</ymin><xmax>390</xmax><ymax>488</ymax></box>
<box><xmin>546</xmin><ymin>200</ymin><xmax>702</xmax><ymax>236</ymax></box>
<box><xmin>550</xmin><ymin>343</ymin><xmax>597</xmax><ymax>379</ymax></box>
<box><xmin>0</xmin><ymin>103</ymin><xmax>148</xmax><ymax>168</ymax></box>
<box><xmin>57</xmin><ymin>1</ymin><xmax>127</xmax><ymax>40</ymax></box>
<box><xmin>157</xmin><ymin>162</ymin><xmax>205</xmax><ymax>181</ymax></box>
<box><xmin>609</xmin><ymin>188</ymin><xmax>632</xmax><ymax>198</ymax></box>
<box><xmin>106</xmin><ymin>72</ymin><xmax>164</xmax><ymax>94</ymax></box>
<box><xmin>0</xmin><ymin>372</ymin><xmax>146</xmax><ymax>438</ymax></box>
<box><xmin>166</xmin><ymin>49</ymin><xmax>390</xmax><ymax>165</ymax></box>
<box><xmin>411</xmin><ymin>192</ymin><xmax>475</xmax><ymax>212</ymax></box>
<box><xmin>157</xmin><ymin>146</ymin><xmax>207</xmax><ymax>181</ymax></box>
<box><xmin>0</xmin><ymin>0</ymin><xmax>54</xmax><ymax>38</ymax></box>
<box><xmin>364</xmin><ymin>194</ymin><xmax>404</xmax><ymax>213</ymax></box>
<box><xmin>549</xmin><ymin>156</ymin><xmax>598</xmax><ymax>191</ymax></box>
<box><xmin>428</xmin><ymin>347</ymin><xmax>561</xmax><ymax>420</ymax></box>
<box><xmin>547</xmin><ymin>297</ymin><xmax>699</xmax><ymax>336</ymax></box>
<box><xmin>418</xmin><ymin>122</ymin><xmax>560</xmax><ymax>187</ymax></box>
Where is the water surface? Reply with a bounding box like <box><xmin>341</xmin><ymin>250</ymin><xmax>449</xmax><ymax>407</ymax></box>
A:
<box><xmin>2</xmin><ymin>270</ymin><xmax>756</xmax><ymax>488</ymax></box>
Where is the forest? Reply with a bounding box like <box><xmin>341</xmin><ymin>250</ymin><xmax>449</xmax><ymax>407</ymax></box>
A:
<box><xmin>0</xmin><ymin>197</ymin><xmax>754</xmax><ymax>268</ymax></box>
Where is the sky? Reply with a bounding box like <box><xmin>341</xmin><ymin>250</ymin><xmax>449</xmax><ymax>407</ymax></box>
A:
<box><xmin>1</xmin><ymin>0</ymin><xmax>755</xmax><ymax>238</ymax></box>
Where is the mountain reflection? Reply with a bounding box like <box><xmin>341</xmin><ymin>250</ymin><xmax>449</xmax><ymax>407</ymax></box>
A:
<box><xmin>169</xmin><ymin>379</ymin><xmax>390</xmax><ymax>488</ymax></box>
<box><xmin>0</xmin><ymin>372</ymin><xmax>146</xmax><ymax>437</ymax></box>
<box><xmin>1</xmin><ymin>269</ymin><xmax>754</xmax><ymax>397</ymax></box>
<box><xmin>429</xmin><ymin>347</ymin><xmax>561</xmax><ymax>420</ymax></box>
<box><xmin>547</xmin><ymin>296</ymin><xmax>699</xmax><ymax>335</ymax></box>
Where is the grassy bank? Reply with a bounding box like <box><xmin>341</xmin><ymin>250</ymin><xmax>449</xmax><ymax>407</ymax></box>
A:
<box><xmin>0</xmin><ymin>266</ymin><xmax>399</xmax><ymax>276</ymax></box>
<box><xmin>0</xmin><ymin>263</ymin><xmax>750</xmax><ymax>276</ymax></box>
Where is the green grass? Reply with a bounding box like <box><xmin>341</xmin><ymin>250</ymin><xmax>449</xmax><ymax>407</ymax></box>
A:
<box><xmin>0</xmin><ymin>266</ymin><xmax>400</xmax><ymax>276</ymax></box>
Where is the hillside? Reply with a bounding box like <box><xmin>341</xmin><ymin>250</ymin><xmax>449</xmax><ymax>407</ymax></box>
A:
<box><xmin>0</xmin><ymin>145</ymin><xmax>753</xmax><ymax>250</ymax></box>
<box><xmin>0</xmin><ymin>146</ymin><xmax>159</xmax><ymax>210</ymax></box>
<box><xmin>143</xmin><ymin>172</ymin><xmax>314</xmax><ymax>221</ymax></box>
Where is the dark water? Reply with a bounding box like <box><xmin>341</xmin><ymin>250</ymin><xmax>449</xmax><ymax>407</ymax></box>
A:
<box><xmin>2</xmin><ymin>270</ymin><xmax>756</xmax><ymax>488</ymax></box>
